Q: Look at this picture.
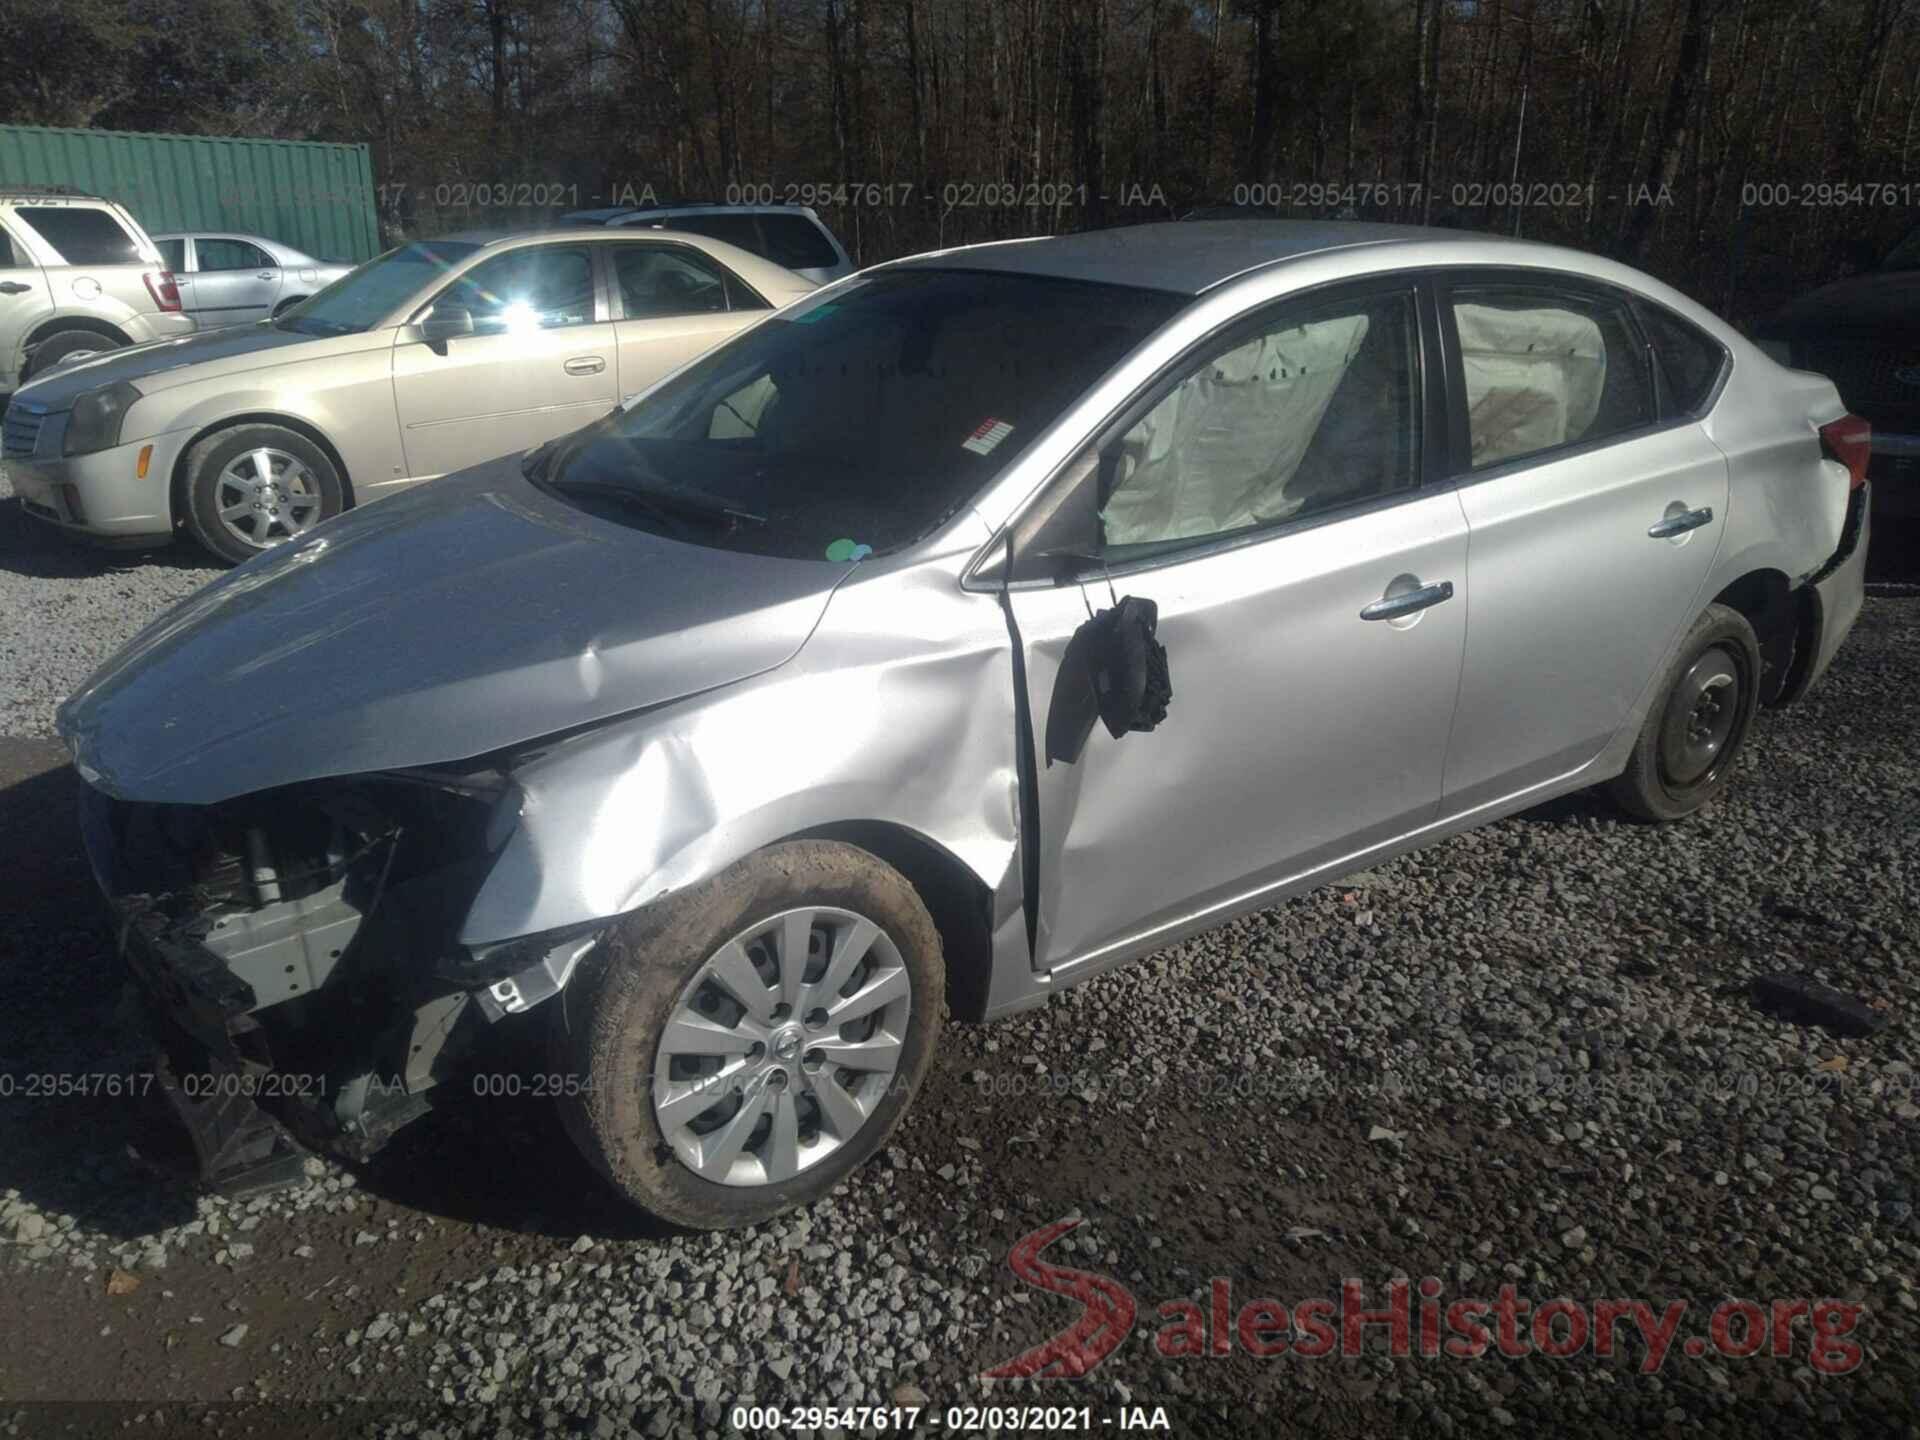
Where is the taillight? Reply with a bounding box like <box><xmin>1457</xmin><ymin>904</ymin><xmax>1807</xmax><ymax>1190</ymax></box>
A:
<box><xmin>1818</xmin><ymin>414</ymin><xmax>1871</xmax><ymax>490</ymax></box>
<box><xmin>143</xmin><ymin>269</ymin><xmax>181</xmax><ymax>312</ymax></box>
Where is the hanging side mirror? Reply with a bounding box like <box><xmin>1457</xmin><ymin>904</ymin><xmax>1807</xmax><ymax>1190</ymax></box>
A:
<box><xmin>1044</xmin><ymin>595</ymin><xmax>1173</xmax><ymax>765</ymax></box>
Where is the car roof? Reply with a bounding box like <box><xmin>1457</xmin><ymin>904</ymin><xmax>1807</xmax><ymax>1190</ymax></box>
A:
<box><xmin>0</xmin><ymin>189</ymin><xmax>112</xmax><ymax>204</ymax></box>
<box><xmin>610</xmin><ymin>204</ymin><xmax>821</xmax><ymax>217</ymax></box>
<box><xmin>882</xmin><ymin>219</ymin><xmax>1532</xmax><ymax>295</ymax></box>
<box><xmin>434</xmin><ymin>224</ymin><xmax>657</xmax><ymax>246</ymax></box>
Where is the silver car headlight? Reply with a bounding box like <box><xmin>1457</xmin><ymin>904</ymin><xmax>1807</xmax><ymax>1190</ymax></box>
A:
<box><xmin>63</xmin><ymin>381</ymin><xmax>143</xmax><ymax>457</ymax></box>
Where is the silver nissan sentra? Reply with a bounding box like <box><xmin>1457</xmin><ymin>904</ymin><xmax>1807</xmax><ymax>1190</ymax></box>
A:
<box><xmin>57</xmin><ymin>221</ymin><xmax>1870</xmax><ymax>1227</ymax></box>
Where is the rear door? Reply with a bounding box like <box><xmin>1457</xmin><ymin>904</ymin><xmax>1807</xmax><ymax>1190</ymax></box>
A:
<box><xmin>1003</xmin><ymin>278</ymin><xmax>1471</xmax><ymax>972</ymax></box>
<box><xmin>0</xmin><ymin>217</ymin><xmax>52</xmax><ymax>392</ymax></box>
<box><xmin>391</xmin><ymin>240</ymin><xmax>618</xmax><ymax>478</ymax></box>
<box><xmin>185</xmin><ymin>236</ymin><xmax>283</xmax><ymax>326</ymax></box>
<box><xmin>1435</xmin><ymin>271</ymin><xmax>1730</xmax><ymax>815</ymax></box>
<box><xmin>603</xmin><ymin>240</ymin><xmax>766</xmax><ymax>402</ymax></box>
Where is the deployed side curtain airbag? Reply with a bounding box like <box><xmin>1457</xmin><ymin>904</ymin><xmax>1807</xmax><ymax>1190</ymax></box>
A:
<box><xmin>1101</xmin><ymin>314</ymin><xmax>1371</xmax><ymax>546</ymax></box>
<box><xmin>1454</xmin><ymin>304</ymin><xmax>1607</xmax><ymax>466</ymax></box>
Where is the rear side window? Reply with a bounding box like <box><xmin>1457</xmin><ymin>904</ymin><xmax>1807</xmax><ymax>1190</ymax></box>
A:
<box><xmin>666</xmin><ymin>213</ymin><xmax>764</xmax><ymax>255</ymax></box>
<box><xmin>156</xmin><ymin>237</ymin><xmax>186</xmax><ymax>271</ymax></box>
<box><xmin>1450</xmin><ymin>285</ymin><xmax>1653</xmax><ymax>469</ymax></box>
<box><xmin>14</xmin><ymin>206</ymin><xmax>143</xmax><ymax>265</ymax></box>
<box><xmin>0</xmin><ymin>226</ymin><xmax>20</xmax><ymax>268</ymax></box>
<box><xmin>611</xmin><ymin>244</ymin><xmax>730</xmax><ymax>318</ymax></box>
<box><xmin>1639</xmin><ymin>304</ymin><xmax>1725</xmax><ymax>415</ymax></box>
<box><xmin>759</xmin><ymin>214</ymin><xmax>839</xmax><ymax>270</ymax></box>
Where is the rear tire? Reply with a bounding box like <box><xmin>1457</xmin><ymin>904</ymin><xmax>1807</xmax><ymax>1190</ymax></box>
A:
<box><xmin>551</xmin><ymin>841</ymin><xmax>944</xmax><ymax>1230</ymax></box>
<box><xmin>181</xmin><ymin>423</ymin><xmax>345</xmax><ymax>565</ymax></box>
<box><xmin>24</xmin><ymin>329</ymin><xmax>123</xmax><ymax>382</ymax></box>
<box><xmin>1608</xmin><ymin>603</ymin><xmax>1761</xmax><ymax>822</ymax></box>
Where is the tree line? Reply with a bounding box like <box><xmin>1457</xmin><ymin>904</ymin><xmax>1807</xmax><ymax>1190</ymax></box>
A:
<box><xmin>3</xmin><ymin>0</ymin><xmax>1916</xmax><ymax>324</ymax></box>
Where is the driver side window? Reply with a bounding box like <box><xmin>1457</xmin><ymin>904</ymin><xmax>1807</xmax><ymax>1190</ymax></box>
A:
<box><xmin>1099</xmin><ymin>289</ymin><xmax>1419</xmax><ymax>553</ymax></box>
<box><xmin>439</xmin><ymin>246</ymin><xmax>595</xmax><ymax>334</ymax></box>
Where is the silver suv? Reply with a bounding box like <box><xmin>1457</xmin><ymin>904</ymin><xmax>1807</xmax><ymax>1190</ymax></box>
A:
<box><xmin>0</xmin><ymin>191</ymin><xmax>195</xmax><ymax>394</ymax></box>
<box><xmin>565</xmin><ymin>204</ymin><xmax>854</xmax><ymax>284</ymax></box>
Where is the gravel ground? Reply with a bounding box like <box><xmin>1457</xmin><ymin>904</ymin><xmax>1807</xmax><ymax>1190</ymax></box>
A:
<box><xmin>0</xmin><ymin>468</ymin><xmax>222</xmax><ymax>736</ymax></box>
<box><xmin>1</xmin><ymin>477</ymin><xmax>1916</xmax><ymax>1438</ymax></box>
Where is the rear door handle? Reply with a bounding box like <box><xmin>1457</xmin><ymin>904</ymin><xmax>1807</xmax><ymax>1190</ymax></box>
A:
<box><xmin>1648</xmin><ymin>505</ymin><xmax>1714</xmax><ymax>538</ymax></box>
<box><xmin>257</xmin><ymin>271</ymin><xmax>277</xmax><ymax>280</ymax></box>
<box><xmin>564</xmin><ymin>356</ymin><xmax>606</xmax><ymax>375</ymax></box>
<box><xmin>1360</xmin><ymin>579</ymin><xmax>1454</xmax><ymax>622</ymax></box>
<box><xmin>0</xmin><ymin>281</ymin><xmax>30</xmax><ymax>295</ymax></box>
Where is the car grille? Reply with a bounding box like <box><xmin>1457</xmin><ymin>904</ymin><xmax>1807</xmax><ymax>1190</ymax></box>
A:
<box><xmin>2</xmin><ymin>404</ymin><xmax>46</xmax><ymax>459</ymax></box>
<box><xmin>1797</xmin><ymin>339</ymin><xmax>1920</xmax><ymax>416</ymax></box>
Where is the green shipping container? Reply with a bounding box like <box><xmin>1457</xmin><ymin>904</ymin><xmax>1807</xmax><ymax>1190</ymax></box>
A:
<box><xmin>0</xmin><ymin>124</ymin><xmax>379</xmax><ymax>263</ymax></box>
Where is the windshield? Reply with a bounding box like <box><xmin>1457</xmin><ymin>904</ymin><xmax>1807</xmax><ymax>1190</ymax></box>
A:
<box><xmin>539</xmin><ymin>269</ymin><xmax>1186</xmax><ymax>559</ymax></box>
<box><xmin>1884</xmin><ymin>225</ymin><xmax>1920</xmax><ymax>271</ymax></box>
<box><xmin>276</xmin><ymin>241</ymin><xmax>482</xmax><ymax>336</ymax></box>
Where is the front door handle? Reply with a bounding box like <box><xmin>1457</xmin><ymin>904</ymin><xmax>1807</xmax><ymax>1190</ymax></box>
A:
<box><xmin>1360</xmin><ymin>579</ymin><xmax>1454</xmax><ymax>622</ymax></box>
<box><xmin>0</xmin><ymin>281</ymin><xmax>30</xmax><ymax>295</ymax></box>
<box><xmin>564</xmin><ymin>356</ymin><xmax>606</xmax><ymax>375</ymax></box>
<box><xmin>1648</xmin><ymin>505</ymin><xmax>1714</xmax><ymax>539</ymax></box>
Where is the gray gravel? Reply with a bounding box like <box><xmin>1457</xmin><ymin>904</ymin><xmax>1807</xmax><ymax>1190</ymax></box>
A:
<box><xmin>0</xmin><ymin>483</ymin><xmax>1914</xmax><ymax>1435</ymax></box>
<box><xmin>0</xmin><ymin>468</ymin><xmax>222</xmax><ymax>736</ymax></box>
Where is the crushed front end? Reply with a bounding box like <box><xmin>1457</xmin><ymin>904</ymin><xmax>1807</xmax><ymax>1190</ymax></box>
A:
<box><xmin>77</xmin><ymin>766</ymin><xmax>599</xmax><ymax>1194</ymax></box>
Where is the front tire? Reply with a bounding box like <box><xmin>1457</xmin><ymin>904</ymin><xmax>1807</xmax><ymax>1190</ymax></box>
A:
<box><xmin>552</xmin><ymin>841</ymin><xmax>945</xmax><ymax>1230</ymax></box>
<box><xmin>181</xmin><ymin>423</ymin><xmax>345</xmax><ymax>565</ymax></box>
<box><xmin>1608</xmin><ymin>602</ymin><xmax>1761</xmax><ymax>822</ymax></box>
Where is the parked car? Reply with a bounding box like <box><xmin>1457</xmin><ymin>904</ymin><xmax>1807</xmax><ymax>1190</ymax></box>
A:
<box><xmin>6</xmin><ymin>226</ymin><xmax>813</xmax><ymax>563</ymax></box>
<box><xmin>1755</xmin><ymin>223</ymin><xmax>1920</xmax><ymax>519</ymax></box>
<box><xmin>0</xmin><ymin>189</ymin><xmax>193</xmax><ymax>395</ymax></box>
<box><xmin>59</xmin><ymin>222</ymin><xmax>1868</xmax><ymax>1225</ymax></box>
<box><xmin>563</xmin><ymin>203</ymin><xmax>854</xmax><ymax>284</ymax></box>
<box><xmin>150</xmin><ymin>231</ymin><xmax>355</xmax><ymax>327</ymax></box>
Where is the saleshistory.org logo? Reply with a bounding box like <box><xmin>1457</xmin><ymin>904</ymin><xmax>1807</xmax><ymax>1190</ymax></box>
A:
<box><xmin>982</xmin><ymin>1219</ymin><xmax>1866</xmax><ymax>1378</ymax></box>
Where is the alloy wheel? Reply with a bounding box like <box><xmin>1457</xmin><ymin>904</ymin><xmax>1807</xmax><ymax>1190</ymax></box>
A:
<box><xmin>214</xmin><ymin>447</ymin><xmax>323</xmax><ymax>550</ymax></box>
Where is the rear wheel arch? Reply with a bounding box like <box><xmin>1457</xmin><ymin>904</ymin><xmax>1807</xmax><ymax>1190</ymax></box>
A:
<box><xmin>169</xmin><ymin>412</ymin><xmax>357</xmax><ymax>529</ymax></box>
<box><xmin>19</xmin><ymin>318</ymin><xmax>133</xmax><ymax>380</ymax></box>
<box><xmin>1710</xmin><ymin>568</ymin><xmax>1797</xmax><ymax>704</ymax></box>
<box><xmin>24</xmin><ymin>315</ymin><xmax>133</xmax><ymax>353</ymax></box>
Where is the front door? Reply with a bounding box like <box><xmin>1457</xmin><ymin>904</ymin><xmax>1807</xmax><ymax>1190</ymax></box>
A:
<box><xmin>183</xmin><ymin>236</ymin><xmax>284</xmax><ymax>326</ymax></box>
<box><xmin>1006</xmin><ymin>281</ymin><xmax>1471</xmax><ymax>972</ymax></box>
<box><xmin>391</xmin><ymin>242</ymin><xmax>618</xmax><ymax>479</ymax></box>
<box><xmin>1434</xmin><ymin>275</ymin><xmax>1730</xmax><ymax>814</ymax></box>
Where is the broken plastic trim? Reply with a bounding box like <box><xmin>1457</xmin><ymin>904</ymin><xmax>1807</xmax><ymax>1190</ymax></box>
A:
<box><xmin>462</xmin><ymin>920</ymin><xmax>609</xmax><ymax>1016</ymax></box>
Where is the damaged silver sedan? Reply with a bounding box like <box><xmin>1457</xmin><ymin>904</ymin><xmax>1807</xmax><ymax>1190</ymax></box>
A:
<box><xmin>59</xmin><ymin>222</ymin><xmax>1870</xmax><ymax>1228</ymax></box>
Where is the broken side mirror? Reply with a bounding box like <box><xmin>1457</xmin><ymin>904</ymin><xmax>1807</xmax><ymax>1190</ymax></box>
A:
<box><xmin>1044</xmin><ymin>595</ymin><xmax>1173</xmax><ymax>765</ymax></box>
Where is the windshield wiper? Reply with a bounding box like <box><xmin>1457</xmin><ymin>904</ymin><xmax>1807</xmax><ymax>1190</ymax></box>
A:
<box><xmin>543</xmin><ymin>477</ymin><xmax>767</xmax><ymax>532</ymax></box>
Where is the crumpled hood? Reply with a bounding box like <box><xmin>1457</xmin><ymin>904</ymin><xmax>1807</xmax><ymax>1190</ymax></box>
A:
<box><xmin>57</xmin><ymin>456</ymin><xmax>853</xmax><ymax>804</ymax></box>
<box><xmin>14</xmin><ymin>323</ymin><xmax>342</xmax><ymax>410</ymax></box>
<box><xmin>1761</xmin><ymin>268</ymin><xmax>1920</xmax><ymax>338</ymax></box>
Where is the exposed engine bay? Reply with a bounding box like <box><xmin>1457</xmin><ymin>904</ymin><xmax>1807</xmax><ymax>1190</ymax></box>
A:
<box><xmin>79</xmin><ymin>767</ymin><xmax>601</xmax><ymax>1193</ymax></box>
